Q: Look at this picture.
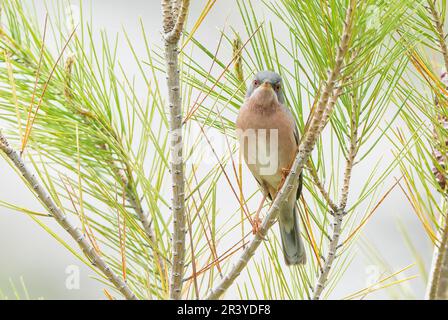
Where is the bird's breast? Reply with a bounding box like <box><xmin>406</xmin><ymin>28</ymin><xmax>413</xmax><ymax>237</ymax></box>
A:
<box><xmin>236</xmin><ymin>100</ymin><xmax>298</xmax><ymax>186</ymax></box>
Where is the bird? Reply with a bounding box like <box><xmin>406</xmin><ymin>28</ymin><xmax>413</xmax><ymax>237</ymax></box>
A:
<box><xmin>236</xmin><ymin>70</ymin><xmax>306</xmax><ymax>265</ymax></box>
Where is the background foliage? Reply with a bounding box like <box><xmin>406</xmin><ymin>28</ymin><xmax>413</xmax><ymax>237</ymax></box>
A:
<box><xmin>0</xmin><ymin>0</ymin><xmax>445</xmax><ymax>299</ymax></box>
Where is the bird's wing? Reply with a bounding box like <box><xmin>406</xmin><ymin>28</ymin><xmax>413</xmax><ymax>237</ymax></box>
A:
<box><xmin>297</xmin><ymin>171</ymin><xmax>303</xmax><ymax>202</ymax></box>
<box><xmin>254</xmin><ymin>175</ymin><xmax>272</xmax><ymax>201</ymax></box>
<box><xmin>293</xmin><ymin>125</ymin><xmax>300</xmax><ymax>146</ymax></box>
<box><xmin>294</xmin><ymin>126</ymin><xmax>303</xmax><ymax>201</ymax></box>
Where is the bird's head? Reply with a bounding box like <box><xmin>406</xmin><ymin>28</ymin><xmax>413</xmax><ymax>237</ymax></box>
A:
<box><xmin>246</xmin><ymin>70</ymin><xmax>285</xmax><ymax>105</ymax></box>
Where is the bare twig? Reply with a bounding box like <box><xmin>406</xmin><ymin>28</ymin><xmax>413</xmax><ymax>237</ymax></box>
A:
<box><xmin>339</xmin><ymin>92</ymin><xmax>359</xmax><ymax>209</ymax></box>
<box><xmin>0</xmin><ymin>132</ymin><xmax>137</xmax><ymax>300</ymax></box>
<box><xmin>313</xmin><ymin>88</ymin><xmax>359</xmax><ymax>300</ymax></box>
<box><xmin>426</xmin><ymin>198</ymin><xmax>448</xmax><ymax>299</ymax></box>
<box><xmin>161</xmin><ymin>0</ymin><xmax>190</xmax><ymax>300</ymax></box>
<box><xmin>308</xmin><ymin>162</ymin><xmax>339</xmax><ymax>213</ymax></box>
<box><xmin>205</xmin><ymin>0</ymin><xmax>356</xmax><ymax>300</ymax></box>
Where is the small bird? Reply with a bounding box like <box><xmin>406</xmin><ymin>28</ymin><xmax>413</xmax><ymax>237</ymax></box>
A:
<box><xmin>236</xmin><ymin>70</ymin><xmax>306</xmax><ymax>265</ymax></box>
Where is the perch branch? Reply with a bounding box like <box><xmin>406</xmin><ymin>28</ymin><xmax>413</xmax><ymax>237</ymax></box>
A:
<box><xmin>162</xmin><ymin>0</ymin><xmax>190</xmax><ymax>300</ymax></box>
<box><xmin>205</xmin><ymin>0</ymin><xmax>356</xmax><ymax>300</ymax></box>
<box><xmin>0</xmin><ymin>132</ymin><xmax>137</xmax><ymax>300</ymax></box>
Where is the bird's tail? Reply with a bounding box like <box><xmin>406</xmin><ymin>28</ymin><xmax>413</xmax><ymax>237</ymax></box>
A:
<box><xmin>278</xmin><ymin>204</ymin><xmax>306</xmax><ymax>265</ymax></box>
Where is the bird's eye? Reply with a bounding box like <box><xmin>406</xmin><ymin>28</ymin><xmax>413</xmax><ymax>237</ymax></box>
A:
<box><xmin>253</xmin><ymin>80</ymin><xmax>260</xmax><ymax>87</ymax></box>
<box><xmin>274</xmin><ymin>84</ymin><xmax>281</xmax><ymax>92</ymax></box>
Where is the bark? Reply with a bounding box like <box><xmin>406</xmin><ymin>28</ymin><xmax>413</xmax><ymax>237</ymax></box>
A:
<box><xmin>313</xmin><ymin>89</ymin><xmax>359</xmax><ymax>300</ymax></box>
<box><xmin>426</xmin><ymin>199</ymin><xmax>448</xmax><ymax>299</ymax></box>
<box><xmin>161</xmin><ymin>0</ymin><xmax>190</xmax><ymax>300</ymax></box>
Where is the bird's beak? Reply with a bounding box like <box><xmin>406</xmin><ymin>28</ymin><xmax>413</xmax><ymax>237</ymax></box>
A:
<box><xmin>261</xmin><ymin>81</ymin><xmax>272</xmax><ymax>89</ymax></box>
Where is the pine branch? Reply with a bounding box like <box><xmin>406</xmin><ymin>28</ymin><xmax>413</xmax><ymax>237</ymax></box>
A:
<box><xmin>313</xmin><ymin>86</ymin><xmax>359</xmax><ymax>300</ymax></box>
<box><xmin>0</xmin><ymin>131</ymin><xmax>137</xmax><ymax>300</ymax></box>
<box><xmin>205</xmin><ymin>0</ymin><xmax>357</xmax><ymax>300</ymax></box>
<box><xmin>161</xmin><ymin>0</ymin><xmax>190</xmax><ymax>300</ymax></box>
<box><xmin>63</xmin><ymin>55</ymin><xmax>165</xmax><ymax>274</ymax></box>
<box><xmin>425</xmin><ymin>1</ymin><xmax>448</xmax><ymax>300</ymax></box>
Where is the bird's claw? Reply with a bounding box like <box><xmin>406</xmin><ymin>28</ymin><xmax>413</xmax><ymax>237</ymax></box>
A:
<box><xmin>252</xmin><ymin>216</ymin><xmax>262</xmax><ymax>235</ymax></box>
<box><xmin>251</xmin><ymin>218</ymin><xmax>268</xmax><ymax>240</ymax></box>
<box><xmin>279</xmin><ymin>167</ymin><xmax>292</xmax><ymax>187</ymax></box>
<box><xmin>281</xmin><ymin>167</ymin><xmax>291</xmax><ymax>178</ymax></box>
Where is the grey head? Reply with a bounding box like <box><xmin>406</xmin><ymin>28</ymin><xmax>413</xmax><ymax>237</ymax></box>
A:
<box><xmin>246</xmin><ymin>70</ymin><xmax>285</xmax><ymax>104</ymax></box>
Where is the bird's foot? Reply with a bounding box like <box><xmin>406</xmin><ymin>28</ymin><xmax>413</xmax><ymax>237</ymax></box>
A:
<box><xmin>252</xmin><ymin>215</ymin><xmax>262</xmax><ymax>235</ymax></box>
<box><xmin>277</xmin><ymin>167</ymin><xmax>291</xmax><ymax>191</ymax></box>
<box><xmin>281</xmin><ymin>167</ymin><xmax>291</xmax><ymax>178</ymax></box>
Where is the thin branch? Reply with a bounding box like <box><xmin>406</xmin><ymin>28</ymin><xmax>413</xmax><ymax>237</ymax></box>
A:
<box><xmin>125</xmin><ymin>183</ymin><xmax>166</xmax><ymax>273</ymax></box>
<box><xmin>426</xmin><ymin>197</ymin><xmax>448</xmax><ymax>299</ymax></box>
<box><xmin>313</xmin><ymin>87</ymin><xmax>359</xmax><ymax>300</ymax></box>
<box><xmin>339</xmin><ymin>91</ymin><xmax>359</xmax><ymax>209</ymax></box>
<box><xmin>205</xmin><ymin>0</ymin><xmax>356</xmax><ymax>300</ymax></box>
<box><xmin>0</xmin><ymin>132</ymin><xmax>137</xmax><ymax>300</ymax></box>
<box><xmin>167</xmin><ymin>0</ymin><xmax>190</xmax><ymax>43</ymax></box>
<box><xmin>427</xmin><ymin>0</ymin><xmax>448</xmax><ymax>73</ymax></box>
<box><xmin>162</xmin><ymin>0</ymin><xmax>190</xmax><ymax>300</ymax></box>
<box><xmin>319</xmin><ymin>85</ymin><xmax>343</xmax><ymax>133</ymax></box>
<box><xmin>313</xmin><ymin>211</ymin><xmax>344</xmax><ymax>299</ymax></box>
<box><xmin>307</xmin><ymin>162</ymin><xmax>339</xmax><ymax>213</ymax></box>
